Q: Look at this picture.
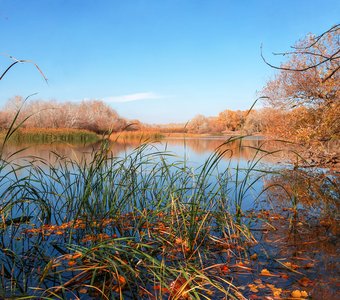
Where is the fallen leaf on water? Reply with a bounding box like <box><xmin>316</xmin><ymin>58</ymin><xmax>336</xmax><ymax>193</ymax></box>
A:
<box><xmin>291</xmin><ymin>290</ymin><xmax>308</xmax><ymax>298</ymax></box>
<box><xmin>248</xmin><ymin>284</ymin><xmax>259</xmax><ymax>293</ymax></box>
<box><xmin>112</xmin><ymin>275</ymin><xmax>127</xmax><ymax>292</ymax></box>
<box><xmin>260</xmin><ymin>268</ymin><xmax>281</xmax><ymax>277</ymax></box>
<box><xmin>251</xmin><ymin>253</ymin><xmax>258</xmax><ymax>260</ymax></box>
<box><xmin>298</xmin><ymin>277</ymin><xmax>313</xmax><ymax>287</ymax></box>
<box><xmin>220</xmin><ymin>265</ymin><xmax>230</xmax><ymax>273</ymax></box>
<box><xmin>270</xmin><ymin>286</ymin><xmax>282</xmax><ymax>297</ymax></box>
<box><xmin>301</xmin><ymin>291</ymin><xmax>308</xmax><ymax>297</ymax></box>
<box><xmin>260</xmin><ymin>269</ymin><xmax>271</xmax><ymax>276</ymax></box>
<box><xmin>67</xmin><ymin>260</ymin><xmax>76</xmax><ymax>267</ymax></box>
<box><xmin>283</xmin><ymin>262</ymin><xmax>299</xmax><ymax>269</ymax></box>
<box><xmin>175</xmin><ymin>237</ymin><xmax>183</xmax><ymax>245</ymax></box>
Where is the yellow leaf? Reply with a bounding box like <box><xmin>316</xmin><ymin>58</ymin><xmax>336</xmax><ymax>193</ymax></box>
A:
<box><xmin>260</xmin><ymin>269</ymin><xmax>271</xmax><ymax>276</ymax></box>
<box><xmin>291</xmin><ymin>290</ymin><xmax>301</xmax><ymax>298</ymax></box>
<box><xmin>301</xmin><ymin>291</ymin><xmax>308</xmax><ymax>297</ymax></box>
<box><xmin>248</xmin><ymin>284</ymin><xmax>259</xmax><ymax>293</ymax></box>
<box><xmin>251</xmin><ymin>253</ymin><xmax>258</xmax><ymax>260</ymax></box>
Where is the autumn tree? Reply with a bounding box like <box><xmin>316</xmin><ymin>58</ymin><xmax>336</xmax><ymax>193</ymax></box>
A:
<box><xmin>216</xmin><ymin>110</ymin><xmax>245</xmax><ymax>132</ymax></box>
<box><xmin>0</xmin><ymin>98</ymin><xmax>127</xmax><ymax>133</ymax></box>
<box><xmin>187</xmin><ymin>115</ymin><xmax>211</xmax><ymax>133</ymax></box>
<box><xmin>262</xmin><ymin>24</ymin><xmax>340</xmax><ymax>142</ymax></box>
<box><xmin>243</xmin><ymin>110</ymin><xmax>264</xmax><ymax>134</ymax></box>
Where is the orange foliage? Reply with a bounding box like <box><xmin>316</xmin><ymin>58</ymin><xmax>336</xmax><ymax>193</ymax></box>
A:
<box><xmin>262</xmin><ymin>26</ymin><xmax>340</xmax><ymax>144</ymax></box>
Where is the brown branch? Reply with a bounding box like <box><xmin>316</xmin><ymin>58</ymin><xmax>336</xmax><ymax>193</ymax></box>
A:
<box><xmin>261</xmin><ymin>45</ymin><xmax>334</xmax><ymax>72</ymax></box>
<box><xmin>322</xmin><ymin>64</ymin><xmax>340</xmax><ymax>82</ymax></box>
<box><xmin>261</xmin><ymin>24</ymin><xmax>340</xmax><ymax>81</ymax></box>
<box><xmin>292</xmin><ymin>24</ymin><xmax>340</xmax><ymax>50</ymax></box>
<box><xmin>272</xmin><ymin>50</ymin><xmax>339</xmax><ymax>61</ymax></box>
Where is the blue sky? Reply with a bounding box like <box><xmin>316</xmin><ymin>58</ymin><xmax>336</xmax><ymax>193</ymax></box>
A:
<box><xmin>0</xmin><ymin>0</ymin><xmax>339</xmax><ymax>123</ymax></box>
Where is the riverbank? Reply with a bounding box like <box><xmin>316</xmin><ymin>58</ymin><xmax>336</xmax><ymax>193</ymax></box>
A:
<box><xmin>0</xmin><ymin>128</ymin><xmax>100</xmax><ymax>144</ymax></box>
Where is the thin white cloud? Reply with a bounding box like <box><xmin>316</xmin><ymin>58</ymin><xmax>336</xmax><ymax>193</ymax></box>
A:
<box><xmin>103</xmin><ymin>92</ymin><xmax>162</xmax><ymax>103</ymax></box>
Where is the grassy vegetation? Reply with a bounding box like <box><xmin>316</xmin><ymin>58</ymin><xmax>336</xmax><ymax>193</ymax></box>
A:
<box><xmin>109</xmin><ymin>131</ymin><xmax>165</xmax><ymax>142</ymax></box>
<box><xmin>0</xmin><ymin>128</ymin><xmax>99</xmax><ymax>144</ymax></box>
<box><xmin>0</xmin><ymin>133</ymin><xmax>273</xmax><ymax>299</ymax></box>
<box><xmin>1</xmin><ymin>129</ymin><xmax>338</xmax><ymax>299</ymax></box>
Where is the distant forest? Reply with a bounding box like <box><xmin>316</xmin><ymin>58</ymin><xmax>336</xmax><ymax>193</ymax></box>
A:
<box><xmin>0</xmin><ymin>96</ymin><xmax>338</xmax><ymax>146</ymax></box>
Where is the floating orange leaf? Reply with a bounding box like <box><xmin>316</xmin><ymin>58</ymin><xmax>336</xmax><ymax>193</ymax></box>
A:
<box><xmin>248</xmin><ymin>283</ymin><xmax>259</xmax><ymax>293</ymax></box>
<box><xmin>251</xmin><ymin>253</ymin><xmax>258</xmax><ymax>260</ymax></box>
<box><xmin>283</xmin><ymin>262</ymin><xmax>299</xmax><ymax>269</ymax></box>
<box><xmin>67</xmin><ymin>260</ymin><xmax>76</xmax><ymax>267</ymax></box>
<box><xmin>291</xmin><ymin>290</ymin><xmax>308</xmax><ymax>298</ymax></box>
<box><xmin>220</xmin><ymin>265</ymin><xmax>230</xmax><ymax>273</ymax></box>
<box><xmin>298</xmin><ymin>277</ymin><xmax>313</xmax><ymax>287</ymax></box>
<box><xmin>112</xmin><ymin>275</ymin><xmax>127</xmax><ymax>292</ymax></box>
<box><xmin>260</xmin><ymin>269</ymin><xmax>271</xmax><ymax>276</ymax></box>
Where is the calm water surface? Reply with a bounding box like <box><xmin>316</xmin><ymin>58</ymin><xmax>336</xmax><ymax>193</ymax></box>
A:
<box><xmin>2</xmin><ymin>136</ymin><xmax>288</xmax><ymax>167</ymax></box>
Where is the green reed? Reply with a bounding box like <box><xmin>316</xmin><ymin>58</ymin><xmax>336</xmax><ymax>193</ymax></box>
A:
<box><xmin>1</xmin><ymin>133</ymin><xmax>273</xmax><ymax>299</ymax></box>
<box><xmin>0</xmin><ymin>129</ymin><xmax>99</xmax><ymax>144</ymax></box>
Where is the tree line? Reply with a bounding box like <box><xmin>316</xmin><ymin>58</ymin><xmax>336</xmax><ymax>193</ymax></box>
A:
<box><xmin>0</xmin><ymin>97</ymin><xmax>127</xmax><ymax>134</ymax></box>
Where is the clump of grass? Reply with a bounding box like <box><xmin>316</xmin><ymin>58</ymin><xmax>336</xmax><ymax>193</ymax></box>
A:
<box><xmin>0</xmin><ymin>136</ymin><xmax>271</xmax><ymax>299</ymax></box>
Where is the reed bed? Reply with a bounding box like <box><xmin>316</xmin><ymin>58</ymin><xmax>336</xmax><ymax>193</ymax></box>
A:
<box><xmin>0</xmin><ymin>134</ymin><xmax>283</xmax><ymax>299</ymax></box>
<box><xmin>109</xmin><ymin>131</ymin><xmax>165</xmax><ymax>142</ymax></box>
<box><xmin>0</xmin><ymin>128</ymin><xmax>99</xmax><ymax>144</ymax></box>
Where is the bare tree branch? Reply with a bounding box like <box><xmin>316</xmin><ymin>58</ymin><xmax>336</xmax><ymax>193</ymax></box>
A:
<box><xmin>261</xmin><ymin>24</ymin><xmax>340</xmax><ymax>82</ymax></box>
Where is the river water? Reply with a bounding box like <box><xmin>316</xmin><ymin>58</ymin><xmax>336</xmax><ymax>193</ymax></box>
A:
<box><xmin>0</xmin><ymin>137</ymin><xmax>338</xmax><ymax>298</ymax></box>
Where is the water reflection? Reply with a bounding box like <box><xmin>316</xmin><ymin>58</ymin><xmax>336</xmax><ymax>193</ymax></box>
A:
<box><xmin>1</xmin><ymin>137</ymin><xmax>289</xmax><ymax>167</ymax></box>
